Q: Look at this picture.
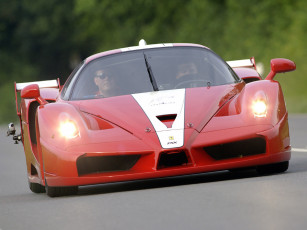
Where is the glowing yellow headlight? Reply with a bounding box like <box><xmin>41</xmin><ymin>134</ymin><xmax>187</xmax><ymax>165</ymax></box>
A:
<box><xmin>59</xmin><ymin>120</ymin><xmax>79</xmax><ymax>138</ymax></box>
<box><xmin>252</xmin><ymin>100</ymin><xmax>267</xmax><ymax>117</ymax></box>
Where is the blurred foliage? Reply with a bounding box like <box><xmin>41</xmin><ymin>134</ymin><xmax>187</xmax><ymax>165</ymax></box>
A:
<box><xmin>0</xmin><ymin>0</ymin><xmax>306</xmax><ymax>123</ymax></box>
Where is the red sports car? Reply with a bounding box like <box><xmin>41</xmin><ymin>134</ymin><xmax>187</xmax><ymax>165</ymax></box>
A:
<box><xmin>9</xmin><ymin>40</ymin><xmax>296</xmax><ymax>197</ymax></box>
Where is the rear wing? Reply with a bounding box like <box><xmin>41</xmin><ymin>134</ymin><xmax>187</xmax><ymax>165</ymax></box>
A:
<box><xmin>14</xmin><ymin>79</ymin><xmax>60</xmax><ymax>116</ymax></box>
<box><xmin>227</xmin><ymin>57</ymin><xmax>256</xmax><ymax>70</ymax></box>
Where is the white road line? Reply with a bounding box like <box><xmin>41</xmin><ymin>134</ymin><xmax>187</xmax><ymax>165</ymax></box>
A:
<box><xmin>292</xmin><ymin>148</ymin><xmax>307</xmax><ymax>152</ymax></box>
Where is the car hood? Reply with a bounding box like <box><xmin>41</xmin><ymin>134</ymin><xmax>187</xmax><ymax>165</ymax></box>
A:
<box><xmin>77</xmin><ymin>83</ymin><xmax>244</xmax><ymax>149</ymax></box>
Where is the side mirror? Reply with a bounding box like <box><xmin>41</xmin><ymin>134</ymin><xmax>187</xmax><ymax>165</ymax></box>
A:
<box><xmin>20</xmin><ymin>84</ymin><xmax>47</xmax><ymax>105</ymax></box>
<box><xmin>265</xmin><ymin>58</ymin><xmax>296</xmax><ymax>80</ymax></box>
<box><xmin>21</xmin><ymin>84</ymin><xmax>40</xmax><ymax>98</ymax></box>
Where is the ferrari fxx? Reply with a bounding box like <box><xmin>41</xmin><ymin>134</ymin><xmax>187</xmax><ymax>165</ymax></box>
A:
<box><xmin>9</xmin><ymin>40</ymin><xmax>296</xmax><ymax>197</ymax></box>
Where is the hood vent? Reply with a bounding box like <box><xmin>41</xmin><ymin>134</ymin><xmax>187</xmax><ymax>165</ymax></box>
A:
<box><xmin>156</xmin><ymin>114</ymin><xmax>177</xmax><ymax>128</ymax></box>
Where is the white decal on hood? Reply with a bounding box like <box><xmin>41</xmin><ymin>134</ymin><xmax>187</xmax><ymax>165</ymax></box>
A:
<box><xmin>132</xmin><ymin>89</ymin><xmax>185</xmax><ymax>149</ymax></box>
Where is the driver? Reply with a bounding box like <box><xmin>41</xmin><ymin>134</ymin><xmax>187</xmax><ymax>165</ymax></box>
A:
<box><xmin>94</xmin><ymin>69</ymin><xmax>118</xmax><ymax>97</ymax></box>
<box><xmin>175</xmin><ymin>62</ymin><xmax>198</xmax><ymax>80</ymax></box>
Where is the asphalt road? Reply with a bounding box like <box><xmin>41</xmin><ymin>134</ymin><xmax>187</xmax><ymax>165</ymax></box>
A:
<box><xmin>0</xmin><ymin>114</ymin><xmax>306</xmax><ymax>230</ymax></box>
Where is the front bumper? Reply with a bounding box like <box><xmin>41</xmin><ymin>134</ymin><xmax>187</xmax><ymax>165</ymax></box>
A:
<box><xmin>42</xmin><ymin>115</ymin><xmax>291</xmax><ymax>187</ymax></box>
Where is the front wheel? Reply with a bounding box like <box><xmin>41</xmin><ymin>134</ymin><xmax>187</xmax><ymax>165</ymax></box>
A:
<box><xmin>29</xmin><ymin>181</ymin><xmax>46</xmax><ymax>193</ymax></box>
<box><xmin>45</xmin><ymin>181</ymin><xmax>78</xmax><ymax>197</ymax></box>
<box><xmin>256</xmin><ymin>161</ymin><xmax>289</xmax><ymax>175</ymax></box>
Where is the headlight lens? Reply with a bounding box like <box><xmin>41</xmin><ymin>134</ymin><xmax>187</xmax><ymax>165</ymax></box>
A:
<box><xmin>252</xmin><ymin>99</ymin><xmax>267</xmax><ymax>117</ymax></box>
<box><xmin>59</xmin><ymin>120</ymin><xmax>79</xmax><ymax>138</ymax></box>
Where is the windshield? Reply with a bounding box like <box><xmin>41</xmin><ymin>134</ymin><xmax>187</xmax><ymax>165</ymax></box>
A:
<box><xmin>69</xmin><ymin>47</ymin><xmax>239</xmax><ymax>100</ymax></box>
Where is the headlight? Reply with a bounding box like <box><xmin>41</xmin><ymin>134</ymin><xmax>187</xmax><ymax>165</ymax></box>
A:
<box><xmin>252</xmin><ymin>99</ymin><xmax>267</xmax><ymax>117</ymax></box>
<box><xmin>59</xmin><ymin>120</ymin><xmax>79</xmax><ymax>138</ymax></box>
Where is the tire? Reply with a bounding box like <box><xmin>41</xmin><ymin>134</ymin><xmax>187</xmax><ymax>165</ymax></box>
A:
<box><xmin>45</xmin><ymin>181</ymin><xmax>78</xmax><ymax>197</ymax></box>
<box><xmin>256</xmin><ymin>161</ymin><xmax>289</xmax><ymax>175</ymax></box>
<box><xmin>29</xmin><ymin>182</ymin><xmax>46</xmax><ymax>193</ymax></box>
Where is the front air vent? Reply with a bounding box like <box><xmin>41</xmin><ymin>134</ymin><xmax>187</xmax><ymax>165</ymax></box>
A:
<box><xmin>156</xmin><ymin>114</ymin><xmax>177</xmax><ymax>128</ymax></box>
<box><xmin>29</xmin><ymin>100</ymin><xmax>56</xmax><ymax>145</ymax></box>
<box><xmin>77</xmin><ymin>154</ymin><xmax>141</xmax><ymax>176</ymax></box>
<box><xmin>204</xmin><ymin>137</ymin><xmax>266</xmax><ymax>160</ymax></box>
<box><xmin>158</xmin><ymin>151</ymin><xmax>188</xmax><ymax>169</ymax></box>
<box><xmin>31</xmin><ymin>164</ymin><xmax>38</xmax><ymax>176</ymax></box>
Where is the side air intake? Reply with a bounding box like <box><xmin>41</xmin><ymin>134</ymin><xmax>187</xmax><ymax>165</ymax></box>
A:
<box><xmin>204</xmin><ymin>137</ymin><xmax>266</xmax><ymax>160</ymax></box>
<box><xmin>77</xmin><ymin>154</ymin><xmax>141</xmax><ymax>176</ymax></box>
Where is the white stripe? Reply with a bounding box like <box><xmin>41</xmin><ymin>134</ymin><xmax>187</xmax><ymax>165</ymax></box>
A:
<box><xmin>132</xmin><ymin>89</ymin><xmax>185</xmax><ymax>149</ymax></box>
<box><xmin>121</xmin><ymin>43</ymin><xmax>173</xmax><ymax>52</ymax></box>
<box><xmin>16</xmin><ymin>79</ymin><xmax>58</xmax><ymax>91</ymax></box>
<box><xmin>292</xmin><ymin>148</ymin><xmax>307</xmax><ymax>153</ymax></box>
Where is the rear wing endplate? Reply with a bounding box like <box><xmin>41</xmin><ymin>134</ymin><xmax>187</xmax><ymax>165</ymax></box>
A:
<box><xmin>14</xmin><ymin>78</ymin><xmax>60</xmax><ymax>116</ymax></box>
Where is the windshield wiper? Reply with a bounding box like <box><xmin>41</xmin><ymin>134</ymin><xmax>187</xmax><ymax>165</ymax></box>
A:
<box><xmin>143</xmin><ymin>53</ymin><xmax>159</xmax><ymax>91</ymax></box>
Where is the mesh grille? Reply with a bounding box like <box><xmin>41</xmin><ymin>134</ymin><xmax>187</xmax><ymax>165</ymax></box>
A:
<box><xmin>77</xmin><ymin>154</ymin><xmax>141</xmax><ymax>176</ymax></box>
<box><xmin>158</xmin><ymin>151</ymin><xmax>188</xmax><ymax>169</ymax></box>
<box><xmin>204</xmin><ymin>137</ymin><xmax>266</xmax><ymax>160</ymax></box>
